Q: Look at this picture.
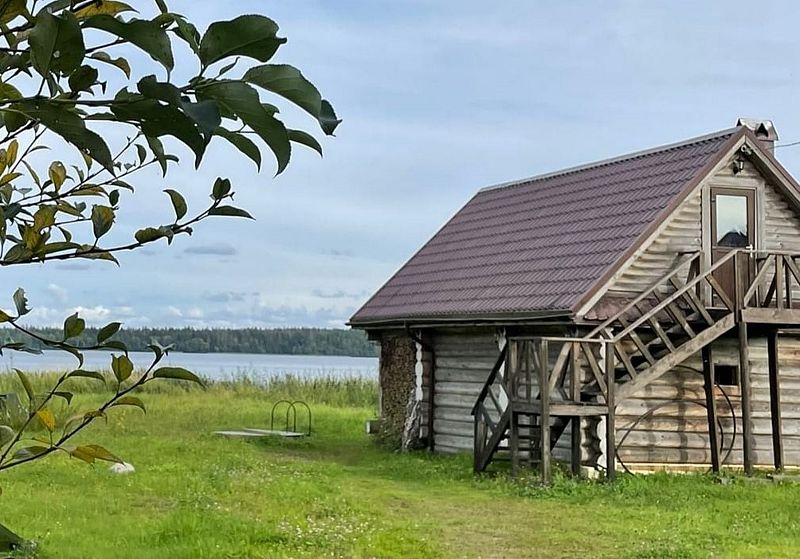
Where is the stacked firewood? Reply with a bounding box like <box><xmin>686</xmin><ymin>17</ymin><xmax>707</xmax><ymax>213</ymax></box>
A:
<box><xmin>377</xmin><ymin>333</ymin><xmax>416</xmax><ymax>448</ymax></box>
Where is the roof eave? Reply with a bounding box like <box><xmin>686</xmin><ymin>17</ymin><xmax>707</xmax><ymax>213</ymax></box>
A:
<box><xmin>348</xmin><ymin>308</ymin><xmax>573</xmax><ymax>329</ymax></box>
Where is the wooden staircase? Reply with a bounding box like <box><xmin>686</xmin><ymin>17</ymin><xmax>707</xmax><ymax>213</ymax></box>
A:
<box><xmin>472</xmin><ymin>250</ymin><xmax>747</xmax><ymax>481</ymax></box>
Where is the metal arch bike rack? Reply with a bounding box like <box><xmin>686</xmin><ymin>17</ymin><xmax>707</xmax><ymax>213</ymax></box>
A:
<box><xmin>215</xmin><ymin>400</ymin><xmax>313</xmax><ymax>439</ymax></box>
<box><xmin>270</xmin><ymin>399</ymin><xmax>312</xmax><ymax>436</ymax></box>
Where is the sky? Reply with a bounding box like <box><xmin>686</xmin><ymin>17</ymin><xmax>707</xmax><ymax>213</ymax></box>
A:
<box><xmin>7</xmin><ymin>0</ymin><xmax>800</xmax><ymax>329</ymax></box>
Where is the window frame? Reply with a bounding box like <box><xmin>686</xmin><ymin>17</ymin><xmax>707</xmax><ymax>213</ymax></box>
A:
<box><xmin>710</xmin><ymin>187</ymin><xmax>756</xmax><ymax>250</ymax></box>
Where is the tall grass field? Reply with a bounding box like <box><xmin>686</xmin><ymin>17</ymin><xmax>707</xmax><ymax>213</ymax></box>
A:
<box><xmin>1</xmin><ymin>372</ymin><xmax>800</xmax><ymax>558</ymax></box>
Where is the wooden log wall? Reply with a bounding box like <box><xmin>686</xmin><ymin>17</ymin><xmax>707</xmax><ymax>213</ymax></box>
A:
<box><xmin>431</xmin><ymin>330</ymin><xmax>499</xmax><ymax>454</ymax></box>
<box><xmin>429</xmin><ymin>328</ymin><xmax>599</xmax><ymax>464</ymax></box>
<box><xmin>616</xmin><ymin>334</ymin><xmax>800</xmax><ymax>468</ymax></box>
<box><xmin>606</xmin><ymin>191</ymin><xmax>702</xmax><ymax>297</ymax></box>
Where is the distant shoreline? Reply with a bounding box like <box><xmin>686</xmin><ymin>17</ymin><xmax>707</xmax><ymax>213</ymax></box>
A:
<box><xmin>0</xmin><ymin>326</ymin><xmax>379</xmax><ymax>358</ymax></box>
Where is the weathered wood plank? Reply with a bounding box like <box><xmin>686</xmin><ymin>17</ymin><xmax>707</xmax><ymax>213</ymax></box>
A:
<box><xmin>768</xmin><ymin>330</ymin><xmax>784</xmax><ymax>470</ymax></box>
<box><xmin>739</xmin><ymin>322</ymin><xmax>755</xmax><ymax>476</ymax></box>
<box><xmin>702</xmin><ymin>346</ymin><xmax>721</xmax><ymax>472</ymax></box>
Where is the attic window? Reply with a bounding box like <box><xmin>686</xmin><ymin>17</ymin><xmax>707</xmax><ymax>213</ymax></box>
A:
<box><xmin>715</xmin><ymin>364</ymin><xmax>739</xmax><ymax>386</ymax></box>
<box><xmin>714</xmin><ymin>195</ymin><xmax>749</xmax><ymax>247</ymax></box>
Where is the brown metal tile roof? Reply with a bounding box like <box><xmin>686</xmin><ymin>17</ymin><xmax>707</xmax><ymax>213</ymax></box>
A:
<box><xmin>350</xmin><ymin>127</ymin><xmax>742</xmax><ymax>325</ymax></box>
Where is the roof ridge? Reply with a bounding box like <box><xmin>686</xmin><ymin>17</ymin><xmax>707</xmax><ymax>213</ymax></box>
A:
<box><xmin>478</xmin><ymin>126</ymin><xmax>741</xmax><ymax>193</ymax></box>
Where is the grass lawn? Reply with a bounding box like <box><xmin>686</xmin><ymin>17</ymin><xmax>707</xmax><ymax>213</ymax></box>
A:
<box><xmin>1</xmin><ymin>374</ymin><xmax>800</xmax><ymax>558</ymax></box>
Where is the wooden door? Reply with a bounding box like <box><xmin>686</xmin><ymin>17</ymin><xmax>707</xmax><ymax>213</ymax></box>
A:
<box><xmin>710</xmin><ymin>188</ymin><xmax>755</xmax><ymax>303</ymax></box>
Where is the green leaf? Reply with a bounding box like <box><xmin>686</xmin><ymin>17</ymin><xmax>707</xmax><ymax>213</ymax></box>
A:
<box><xmin>74</xmin><ymin>443</ymin><xmax>122</xmax><ymax>463</ymax></box>
<box><xmin>63</xmin><ymin>312</ymin><xmax>86</xmax><ymax>339</ymax></box>
<box><xmin>172</xmin><ymin>14</ymin><xmax>200</xmax><ymax>54</ymax></box>
<box><xmin>145</xmin><ymin>135</ymin><xmax>169</xmax><ymax>176</ymax></box>
<box><xmin>53</xmin><ymin>391</ymin><xmax>73</xmax><ymax>405</ymax></box>
<box><xmin>68</xmin><ymin>65</ymin><xmax>99</xmax><ymax>93</ymax></box>
<box><xmin>111</xmin><ymin>354</ymin><xmax>133</xmax><ymax>382</ymax></box>
<box><xmin>48</xmin><ymin>161</ymin><xmax>67</xmax><ymax>190</ymax></box>
<box><xmin>137</xmin><ymin>74</ymin><xmax>181</xmax><ymax>106</ymax></box>
<box><xmin>30</xmin><ymin>10</ymin><xmax>85</xmax><ymax>75</ymax></box>
<box><xmin>152</xmin><ymin>367</ymin><xmax>204</xmax><ymax>386</ymax></box>
<box><xmin>0</xmin><ymin>81</ymin><xmax>25</xmax><ymax>132</ymax></box>
<box><xmin>211</xmin><ymin>177</ymin><xmax>231</xmax><ymax>200</ymax></box>
<box><xmin>74</xmin><ymin>1</ymin><xmax>136</xmax><ymax>19</ymax></box>
<box><xmin>100</xmin><ymin>340</ymin><xmax>128</xmax><ymax>353</ymax></box>
<box><xmin>14</xmin><ymin>369</ymin><xmax>33</xmax><ymax>403</ymax></box>
<box><xmin>163</xmin><ymin>189</ymin><xmax>187</xmax><ymax>220</ymax></box>
<box><xmin>110</xmin><ymin>395</ymin><xmax>145</xmax><ymax>413</ymax></box>
<box><xmin>96</xmin><ymin>322</ymin><xmax>121</xmax><ymax>343</ymax></box>
<box><xmin>83</xmin><ymin>15</ymin><xmax>174</xmax><ymax>71</ymax></box>
<box><xmin>0</xmin><ymin>424</ymin><xmax>13</xmax><ymax>447</ymax></box>
<box><xmin>199</xmin><ymin>15</ymin><xmax>286</xmax><ymax>67</ymax></box>
<box><xmin>112</xmin><ymin>91</ymin><xmax>205</xmax><ymax>166</ymax></box>
<box><xmin>134</xmin><ymin>227</ymin><xmax>167</xmax><ymax>244</ymax></box>
<box><xmin>59</xmin><ymin>344</ymin><xmax>85</xmax><ymax>368</ymax></box>
<box><xmin>36</xmin><ymin>409</ymin><xmax>56</xmax><ymax>432</ymax></box>
<box><xmin>288</xmin><ymin>129</ymin><xmax>323</xmax><ymax>156</ymax></box>
<box><xmin>214</xmin><ymin>128</ymin><xmax>261</xmax><ymax>170</ymax></box>
<box><xmin>318</xmin><ymin>100</ymin><xmax>341</xmax><ymax>136</ymax></box>
<box><xmin>89</xmin><ymin>51</ymin><xmax>131</xmax><ymax>78</ymax></box>
<box><xmin>91</xmin><ymin>205</ymin><xmax>115</xmax><ymax>239</ymax></box>
<box><xmin>0</xmin><ymin>0</ymin><xmax>26</xmax><ymax>25</ymax></box>
<box><xmin>243</xmin><ymin>64</ymin><xmax>322</xmax><ymax>120</ymax></box>
<box><xmin>12</xmin><ymin>445</ymin><xmax>49</xmax><ymax>461</ymax></box>
<box><xmin>208</xmin><ymin>205</ymin><xmax>253</xmax><ymax>219</ymax></box>
<box><xmin>67</xmin><ymin>369</ymin><xmax>106</xmax><ymax>383</ymax></box>
<box><xmin>198</xmin><ymin>81</ymin><xmax>290</xmax><ymax>173</ymax></box>
<box><xmin>11</xmin><ymin>100</ymin><xmax>113</xmax><ymax>170</ymax></box>
<box><xmin>68</xmin><ymin>445</ymin><xmax>95</xmax><ymax>464</ymax></box>
<box><xmin>180</xmin><ymin>100</ymin><xmax>220</xmax><ymax>139</ymax></box>
<box><xmin>12</xmin><ymin>287</ymin><xmax>29</xmax><ymax>316</ymax></box>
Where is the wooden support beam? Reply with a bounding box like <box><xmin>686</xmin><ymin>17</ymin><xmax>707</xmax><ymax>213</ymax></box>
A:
<box><xmin>702</xmin><ymin>345</ymin><xmax>721</xmax><ymax>473</ymax></box>
<box><xmin>739</xmin><ymin>321</ymin><xmax>754</xmax><ymax>476</ymax></box>
<box><xmin>768</xmin><ymin>330</ymin><xmax>784</xmax><ymax>471</ymax></box>
<box><xmin>510</xmin><ymin>410</ymin><xmax>519</xmax><ymax>478</ymax></box>
<box><xmin>538</xmin><ymin>339</ymin><xmax>551</xmax><ymax>485</ymax></box>
<box><xmin>570</xmin><ymin>342</ymin><xmax>581</xmax><ymax>476</ymax></box>
<box><xmin>605</xmin><ymin>344</ymin><xmax>616</xmax><ymax>482</ymax></box>
<box><xmin>741</xmin><ymin>308</ymin><xmax>800</xmax><ymax>324</ymax></box>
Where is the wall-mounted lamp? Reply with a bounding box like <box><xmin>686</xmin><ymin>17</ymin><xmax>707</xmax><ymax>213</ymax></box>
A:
<box><xmin>732</xmin><ymin>158</ymin><xmax>745</xmax><ymax>174</ymax></box>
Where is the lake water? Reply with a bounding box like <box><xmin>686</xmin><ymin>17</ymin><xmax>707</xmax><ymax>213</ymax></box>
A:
<box><xmin>0</xmin><ymin>350</ymin><xmax>379</xmax><ymax>381</ymax></box>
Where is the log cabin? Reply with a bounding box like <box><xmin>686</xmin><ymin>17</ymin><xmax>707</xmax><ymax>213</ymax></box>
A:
<box><xmin>350</xmin><ymin>118</ymin><xmax>800</xmax><ymax>482</ymax></box>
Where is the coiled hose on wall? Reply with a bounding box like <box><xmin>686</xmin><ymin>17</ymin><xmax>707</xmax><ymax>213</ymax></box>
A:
<box><xmin>613</xmin><ymin>364</ymin><xmax>738</xmax><ymax>476</ymax></box>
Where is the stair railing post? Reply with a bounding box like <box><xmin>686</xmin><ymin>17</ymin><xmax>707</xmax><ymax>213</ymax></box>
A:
<box><xmin>605</xmin><ymin>340</ymin><xmax>616</xmax><ymax>482</ymax></box>
<box><xmin>775</xmin><ymin>254</ymin><xmax>784</xmax><ymax>311</ymax></box>
<box><xmin>508</xmin><ymin>340</ymin><xmax>519</xmax><ymax>477</ymax></box>
<box><xmin>701</xmin><ymin>346</ymin><xmax>721</xmax><ymax>472</ymax></box>
<box><xmin>570</xmin><ymin>341</ymin><xmax>582</xmax><ymax>476</ymax></box>
<box><xmin>768</xmin><ymin>329</ymin><xmax>784</xmax><ymax>471</ymax></box>
<box><xmin>538</xmin><ymin>338</ymin><xmax>551</xmax><ymax>485</ymax></box>
<box><xmin>739</xmin><ymin>321</ymin><xmax>754</xmax><ymax>476</ymax></box>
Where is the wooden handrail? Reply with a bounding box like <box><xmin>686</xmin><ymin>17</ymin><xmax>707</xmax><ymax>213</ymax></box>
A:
<box><xmin>612</xmin><ymin>249</ymin><xmax>741</xmax><ymax>341</ymax></box>
<box><xmin>471</xmin><ymin>343</ymin><xmax>508</xmax><ymax>416</ymax></box>
<box><xmin>743</xmin><ymin>254</ymin><xmax>775</xmax><ymax>306</ymax></box>
<box><xmin>584</xmin><ymin>252</ymin><xmax>701</xmax><ymax>339</ymax></box>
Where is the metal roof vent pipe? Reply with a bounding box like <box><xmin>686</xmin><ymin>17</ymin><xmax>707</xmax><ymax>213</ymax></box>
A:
<box><xmin>737</xmin><ymin>118</ymin><xmax>779</xmax><ymax>155</ymax></box>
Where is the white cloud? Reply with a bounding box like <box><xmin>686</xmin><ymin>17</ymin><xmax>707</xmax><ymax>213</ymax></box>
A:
<box><xmin>46</xmin><ymin>284</ymin><xmax>68</xmax><ymax>304</ymax></box>
<box><xmin>71</xmin><ymin>306</ymin><xmax>111</xmax><ymax>322</ymax></box>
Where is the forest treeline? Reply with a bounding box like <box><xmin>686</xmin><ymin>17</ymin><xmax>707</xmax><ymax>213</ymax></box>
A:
<box><xmin>0</xmin><ymin>327</ymin><xmax>378</xmax><ymax>357</ymax></box>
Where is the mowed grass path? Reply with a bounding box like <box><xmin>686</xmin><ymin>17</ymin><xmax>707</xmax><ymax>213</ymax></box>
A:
<box><xmin>1</xmin><ymin>377</ymin><xmax>800</xmax><ymax>558</ymax></box>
